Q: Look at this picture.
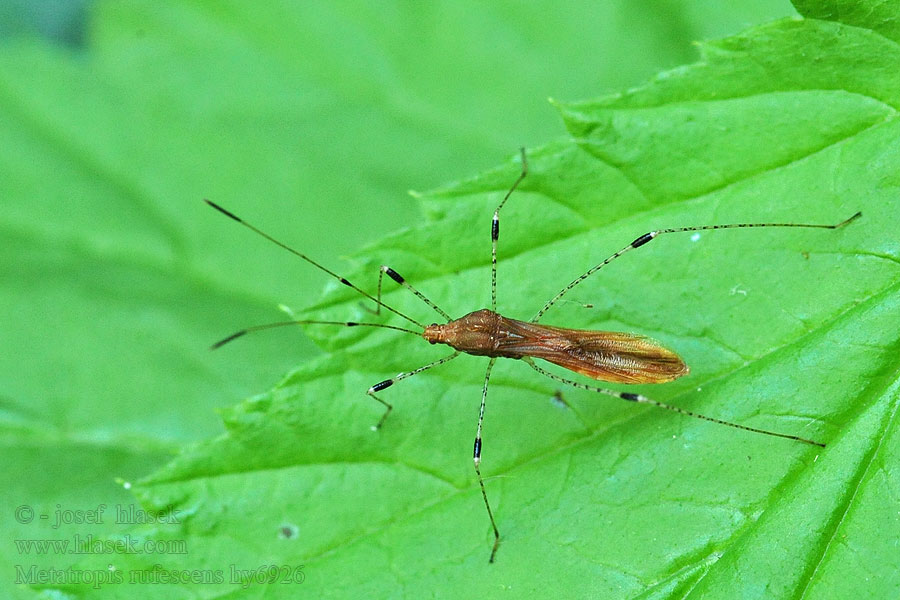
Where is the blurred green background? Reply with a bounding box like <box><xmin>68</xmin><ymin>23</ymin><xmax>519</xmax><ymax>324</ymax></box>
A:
<box><xmin>1</xmin><ymin>1</ymin><xmax>809</xmax><ymax>598</ymax></box>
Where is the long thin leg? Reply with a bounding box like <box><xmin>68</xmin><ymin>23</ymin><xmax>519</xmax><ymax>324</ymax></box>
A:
<box><xmin>522</xmin><ymin>357</ymin><xmax>824</xmax><ymax>447</ymax></box>
<box><xmin>362</xmin><ymin>265</ymin><xmax>451</xmax><ymax>321</ymax></box>
<box><xmin>491</xmin><ymin>148</ymin><xmax>528</xmax><ymax>312</ymax></box>
<box><xmin>366</xmin><ymin>351</ymin><xmax>461</xmax><ymax>430</ymax></box>
<box><xmin>210</xmin><ymin>319</ymin><xmax>421</xmax><ymax>350</ymax></box>
<box><xmin>473</xmin><ymin>358</ymin><xmax>501</xmax><ymax>562</ymax></box>
<box><xmin>531</xmin><ymin>211</ymin><xmax>862</xmax><ymax>322</ymax></box>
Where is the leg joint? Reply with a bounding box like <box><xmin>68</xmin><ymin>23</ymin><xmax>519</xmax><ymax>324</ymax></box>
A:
<box><xmin>631</xmin><ymin>232</ymin><xmax>657</xmax><ymax>248</ymax></box>
<box><xmin>383</xmin><ymin>266</ymin><xmax>404</xmax><ymax>284</ymax></box>
<box><xmin>370</xmin><ymin>379</ymin><xmax>393</xmax><ymax>393</ymax></box>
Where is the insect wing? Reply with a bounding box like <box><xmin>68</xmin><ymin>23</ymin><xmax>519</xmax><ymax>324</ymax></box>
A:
<box><xmin>500</xmin><ymin>320</ymin><xmax>689</xmax><ymax>384</ymax></box>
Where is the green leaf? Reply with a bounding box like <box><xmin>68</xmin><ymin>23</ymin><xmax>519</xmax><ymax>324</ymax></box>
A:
<box><xmin>5</xmin><ymin>1</ymin><xmax>766</xmax><ymax>597</ymax></box>
<box><xmin>5</xmin><ymin>1</ymin><xmax>899</xmax><ymax>599</ymax></box>
<box><xmin>47</xmin><ymin>7</ymin><xmax>900</xmax><ymax>600</ymax></box>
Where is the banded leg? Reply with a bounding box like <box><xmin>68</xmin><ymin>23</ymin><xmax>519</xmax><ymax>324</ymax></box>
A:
<box><xmin>362</xmin><ymin>265</ymin><xmax>451</xmax><ymax>321</ymax></box>
<box><xmin>522</xmin><ymin>357</ymin><xmax>824</xmax><ymax>447</ymax></box>
<box><xmin>531</xmin><ymin>211</ymin><xmax>862</xmax><ymax>322</ymax></box>
<box><xmin>473</xmin><ymin>358</ymin><xmax>501</xmax><ymax>562</ymax></box>
<box><xmin>366</xmin><ymin>351</ymin><xmax>461</xmax><ymax>430</ymax></box>
<box><xmin>491</xmin><ymin>148</ymin><xmax>528</xmax><ymax>312</ymax></box>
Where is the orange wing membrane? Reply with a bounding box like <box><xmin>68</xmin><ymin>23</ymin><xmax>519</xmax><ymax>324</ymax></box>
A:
<box><xmin>496</xmin><ymin>318</ymin><xmax>689</xmax><ymax>383</ymax></box>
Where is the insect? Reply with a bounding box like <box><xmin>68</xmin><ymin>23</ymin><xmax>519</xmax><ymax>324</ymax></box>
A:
<box><xmin>206</xmin><ymin>149</ymin><xmax>860</xmax><ymax>563</ymax></box>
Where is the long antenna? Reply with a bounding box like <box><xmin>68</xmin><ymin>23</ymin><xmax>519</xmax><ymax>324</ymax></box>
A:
<box><xmin>205</xmin><ymin>200</ymin><xmax>425</xmax><ymax>328</ymax></box>
<box><xmin>211</xmin><ymin>319</ymin><xmax>422</xmax><ymax>350</ymax></box>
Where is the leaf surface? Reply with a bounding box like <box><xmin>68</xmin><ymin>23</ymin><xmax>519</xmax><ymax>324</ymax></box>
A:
<box><xmin>4</xmin><ymin>1</ymin><xmax>899</xmax><ymax>599</ymax></box>
<box><xmin>63</xmin><ymin>6</ymin><xmax>900</xmax><ymax>599</ymax></box>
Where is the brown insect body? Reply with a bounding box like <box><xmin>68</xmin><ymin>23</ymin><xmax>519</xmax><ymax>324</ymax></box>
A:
<box><xmin>424</xmin><ymin>308</ymin><xmax>689</xmax><ymax>384</ymax></box>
